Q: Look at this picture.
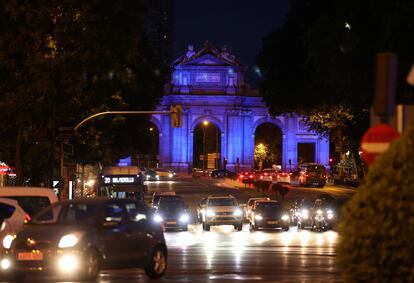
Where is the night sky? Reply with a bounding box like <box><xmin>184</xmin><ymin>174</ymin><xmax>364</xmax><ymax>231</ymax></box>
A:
<box><xmin>174</xmin><ymin>0</ymin><xmax>289</xmax><ymax>86</ymax></box>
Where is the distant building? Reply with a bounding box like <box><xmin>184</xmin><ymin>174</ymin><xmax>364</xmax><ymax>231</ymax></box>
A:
<box><xmin>151</xmin><ymin>42</ymin><xmax>330</xmax><ymax>173</ymax></box>
<box><xmin>145</xmin><ymin>0</ymin><xmax>174</xmax><ymax>65</ymax></box>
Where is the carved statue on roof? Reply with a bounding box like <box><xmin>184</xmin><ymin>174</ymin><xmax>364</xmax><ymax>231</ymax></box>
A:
<box><xmin>219</xmin><ymin>46</ymin><xmax>236</xmax><ymax>64</ymax></box>
<box><xmin>185</xmin><ymin>45</ymin><xmax>196</xmax><ymax>59</ymax></box>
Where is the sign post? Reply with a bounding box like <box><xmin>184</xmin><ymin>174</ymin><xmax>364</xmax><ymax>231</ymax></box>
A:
<box><xmin>361</xmin><ymin>124</ymin><xmax>400</xmax><ymax>166</ymax></box>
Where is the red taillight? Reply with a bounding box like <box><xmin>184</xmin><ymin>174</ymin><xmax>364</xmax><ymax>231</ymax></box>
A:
<box><xmin>24</xmin><ymin>214</ymin><xmax>31</xmax><ymax>223</ymax></box>
<box><xmin>249</xmin><ymin>175</ymin><xmax>253</xmax><ymax>178</ymax></box>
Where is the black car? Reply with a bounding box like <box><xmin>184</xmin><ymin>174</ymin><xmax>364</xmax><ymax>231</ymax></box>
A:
<box><xmin>0</xmin><ymin>198</ymin><xmax>167</xmax><ymax>281</ymax></box>
<box><xmin>211</xmin><ymin>169</ymin><xmax>237</xmax><ymax>179</ymax></box>
<box><xmin>153</xmin><ymin>197</ymin><xmax>190</xmax><ymax>231</ymax></box>
<box><xmin>249</xmin><ymin>200</ymin><xmax>290</xmax><ymax>231</ymax></box>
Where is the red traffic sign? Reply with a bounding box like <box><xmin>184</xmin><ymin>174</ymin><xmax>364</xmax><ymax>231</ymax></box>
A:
<box><xmin>361</xmin><ymin>124</ymin><xmax>400</xmax><ymax>165</ymax></box>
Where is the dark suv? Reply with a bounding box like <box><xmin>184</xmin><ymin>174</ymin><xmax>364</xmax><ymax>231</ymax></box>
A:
<box><xmin>0</xmin><ymin>198</ymin><xmax>167</xmax><ymax>281</ymax></box>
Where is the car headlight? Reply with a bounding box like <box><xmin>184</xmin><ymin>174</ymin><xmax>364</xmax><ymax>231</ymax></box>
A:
<box><xmin>168</xmin><ymin>173</ymin><xmax>173</xmax><ymax>178</ymax></box>
<box><xmin>327</xmin><ymin>210</ymin><xmax>334</xmax><ymax>219</ymax></box>
<box><xmin>206</xmin><ymin>209</ymin><xmax>215</xmax><ymax>217</ymax></box>
<box><xmin>255</xmin><ymin>214</ymin><xmax>263</xmax><ymax>221</ymax></box>
<box><xmin>316</xmin><ymin>210</ymin><xmax>323</xmax><ymax>215</ymax></box>
<box><xmin>0</xmin><ymin>258</ymin><xmax>11</xmax><ymax>270</ymax></box>
<box><xmin>179</xmin><ymin>214</ymin><xmax>189</xmax><ymax>223</ymax></box>
<box><xmin>233</xmin><ymin>209</ymin><xmax>242</xmax><ymax>217</ymax></box>
<box><xmin>301</xmin><ymin>209</ymin><xmax>309</xmax><ymax>219</ymax></box>
<box><xmin>2</xmin><ymin>235</ymin><xmax>15</xmax><ymax>249</ymax></box>
<box><xmin>154</xmin><ymin>214</ymin><xmax>163</xmax><ymax>222</ymax></box>
<box><xmin>156</xmin><ymin>175</ymin><xmax>160</xmax><ymax>180</ymax></box>
<box><xmin>281</xmin><ymin>214</ymin><xmax>289</xmax><ymax>221</ymax></box>
<box><xmin>58</xmin><ymin>234</ymin><xmax>80</xmax><ymax>248</ymax></box>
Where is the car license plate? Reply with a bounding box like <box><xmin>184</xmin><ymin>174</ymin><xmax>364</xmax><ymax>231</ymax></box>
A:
<box><xmin>166</xmin><ymin>221</ymin><xmax>176</xmax><ymax>225</ymax></box>
<box><xmin>17</xmin><ymin>252</ymin><xmax>43</xmax><ymax>261</ymax></box>
<box><xmin>267</xmin><ymin>221</ymin><xmax>278</xmax><ymax>224</ymax></box>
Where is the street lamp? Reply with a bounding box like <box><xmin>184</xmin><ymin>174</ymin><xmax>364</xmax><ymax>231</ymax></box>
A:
<box><xmin>202</xmin><ymin>121</ymin><xmax>209</xmax><ymax>170</ymax></box>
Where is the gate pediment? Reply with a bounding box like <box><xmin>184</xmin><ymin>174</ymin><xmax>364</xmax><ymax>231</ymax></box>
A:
<box><xmin>183</xmin><ymin>54</ymin><xmax>232</xmax><ymax>66</ymax></box>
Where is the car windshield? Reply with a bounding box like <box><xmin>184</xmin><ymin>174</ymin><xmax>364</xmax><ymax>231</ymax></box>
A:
<box><xmin>256</xmin><ymin>202</ymin><xmax>283</xmax><ymax>212</ymax></box>
<box><xmin>6</xmin><ymin>196</ymin><xmax>51</xmax><ymax>217</ymax></box>
<box><xmin>158</xmin><ymin>200</ymin><xmax>185</xmax><ymax>212</ymax></box>
<box><xmin>208</xmin><ymin>198</ymin><xmax>236</xmax><ymax>206</ymax></box>
<box><xmin>31</xmin><ymin>203</ymin><xmax>98</xmax><ymax>225</ymax></box>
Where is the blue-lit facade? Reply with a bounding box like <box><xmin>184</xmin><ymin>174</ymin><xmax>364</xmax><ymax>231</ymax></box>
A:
<box><xmin>152</xmin><ymin>42</ymin><xmax>329</xmax><ymax>172</ymax></box>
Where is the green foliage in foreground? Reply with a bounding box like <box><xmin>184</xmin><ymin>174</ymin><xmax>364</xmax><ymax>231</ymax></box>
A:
<box><xmin>337</xmin><ymin>126</ymin><xmax>414</xmax><ymax>282</ymax></box>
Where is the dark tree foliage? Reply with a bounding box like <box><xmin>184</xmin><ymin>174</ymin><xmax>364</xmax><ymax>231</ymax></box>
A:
<box><xmin>257</xmin><ymin>0</ymin><xmax>414</xmax><ymax>159</ymax></box>
<box><xmin>337</xmin><ymin>126</ymin><xmax>414</xmax><ymax>282</ymax></box>
<box><xmin>0</xmin><ymin>0</ymin><xmax>165</xmax><ymax>184</ymax></box>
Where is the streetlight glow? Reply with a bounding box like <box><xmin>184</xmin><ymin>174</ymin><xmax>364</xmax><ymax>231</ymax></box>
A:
<box><xmin>203</xmin><ymin>120</ymin><xmax>209</xmax><ymax>126</ymax></box>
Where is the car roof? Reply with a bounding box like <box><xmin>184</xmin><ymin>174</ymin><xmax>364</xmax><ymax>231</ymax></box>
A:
<box><xmin>51</xmin><ymin>197</ymin><xmax>141</xmax><ymax>206</ymax></box>
<box><xmin>248</xmin><ymin>197</ymin><xmax>270</xmax><ymax>201</ymax></box>
<box><xmin>255</xmin><ymin>200</ymin><xmax>279</xmax><ymax>204</ymax></box>
<box><xmin>153</xmin><ymin>191</ymin><xmax>176</xmax><ymax>196</ymax></box>
<box><xmin>0</xmin><ymin>187</ymin><xmax>58</xmax><ymax>202</ymax></box>
<box><xmin>0</xmin><ymin>197</ymin><xmax>20</xmax><ymax>206</ymax></box>
<box><xmin>207</xmin><ymin>194</ymin><xmax>235</xmax><ymax>199</ymax></box>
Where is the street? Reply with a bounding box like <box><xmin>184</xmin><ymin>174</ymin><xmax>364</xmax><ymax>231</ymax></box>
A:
<box><xmin>2</xmin><ymin>177</ymin><xmax>355</xmax><ymax>282</ymax></box>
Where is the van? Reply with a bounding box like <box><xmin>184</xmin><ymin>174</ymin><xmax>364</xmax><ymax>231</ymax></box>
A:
<box><xmin>0</xmin><ymin>187</ymin><xmax>58</xmax><ymax>217</ymax></box>
<box><xmin>298</xmin><ymin>163</ymin><xmax>327</xmax><ymax>188</ymax></box>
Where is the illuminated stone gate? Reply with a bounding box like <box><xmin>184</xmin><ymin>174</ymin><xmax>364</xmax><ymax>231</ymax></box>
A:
<box><xmin>152</xmin><ymin>42</ymin><xmax>329</xmax><ymax>172</ymax></box>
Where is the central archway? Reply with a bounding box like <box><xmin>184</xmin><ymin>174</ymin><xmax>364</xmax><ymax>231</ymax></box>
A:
<box><xmin>254</xmin><ymin>123</ymin><xmax>282</xmax><ymax>170</ymax></box>
<box><xmin>193</xmin><ymin>121</ymin><xmax>221</xmax><ymax>170</ymax></box>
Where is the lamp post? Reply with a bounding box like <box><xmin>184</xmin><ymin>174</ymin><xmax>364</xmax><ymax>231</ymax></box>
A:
<box><xmin>203</xmin><ymin>121</ymin><xmax>209</xmax><ymax>170</ymax></box>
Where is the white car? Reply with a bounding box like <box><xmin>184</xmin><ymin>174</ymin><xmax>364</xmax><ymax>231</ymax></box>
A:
<box><xmin>0</xmin><ymin>187</ymin><xmax>59</xmax><ymax>218</ymax></box>
<box><xmin>154</xmin><ymin>168</ymin><xmax>176</xmax><ymax>180</ymax></box>
<box><xmin>201</xmin><ymin>195</ymin><xmax>243</xmax><ymax>231</ymax></box>
<box><xmin>276</xmin><ymin>171</ymin><xmax>292</xmax><ymax>184</ymax></box>
<box><xmin>0</xmin><ymin>198</ymin><xmax>28</xmax><ymax>252</ymax></box>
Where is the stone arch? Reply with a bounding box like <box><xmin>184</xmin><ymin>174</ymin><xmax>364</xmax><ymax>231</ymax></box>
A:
<box><xmin>191</xmin><ymin>115</ymin><xmax>223</xmax><ymax>170</ymax></box>
<box><xmin>191</xmin><ymin>115</ymin><xmax>223</xmax><ymax>133</ymax></box>
<box><xmin>149</xmin><ymin>116</ymin><xmax>162</xmax><ymax>133</ymax></box>
<box><xmin>252</xmin><ymin>116</ymin><xmax>284</xmax><ymax>135</ymax></box>
<box><xmin>253</xmin><ymin>117</ymin><xmax>285</xmax><ymax>170</ymax></box>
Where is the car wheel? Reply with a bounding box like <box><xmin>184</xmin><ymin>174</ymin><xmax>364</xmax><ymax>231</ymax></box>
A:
<box><xmin>145</xmin><ymin>246</ymin><xmax>167</xmax><ymax>278</ymax></box>
<box><xmin>80</xmin><ymin>250</ymin><xmax>100</xmax><ymax>281</ymax></box>
<box><xmin>204</xmin><ymin>223</ymin><xmax>210</xmax><ymax>231</ymax></box>
<box><xmin>284</xmin><ymin>226</ymin><xmax>289</xmax><ymax>231</ymax></box>
<box><xmin>234</xmin><ymin>224</ymin><xmax>242</xmax><ymax>231</ymax></box>
<box><xmin>297</xmin><ymin>223</ymin><xmax>301</xmax><ymax>230</ymax></box>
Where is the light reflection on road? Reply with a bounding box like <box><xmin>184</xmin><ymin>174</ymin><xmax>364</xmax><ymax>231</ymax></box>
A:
<box><xmin>165</xmin><ymin>223</ymin><xmax>338</xmax><ymax>258</ymax></box>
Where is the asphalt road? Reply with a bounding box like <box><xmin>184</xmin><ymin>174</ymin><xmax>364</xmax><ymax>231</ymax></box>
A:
<box><xmin>3</xmin><ymin>177</ymin><xmax>356</xmax><ymax>282</ymax></box>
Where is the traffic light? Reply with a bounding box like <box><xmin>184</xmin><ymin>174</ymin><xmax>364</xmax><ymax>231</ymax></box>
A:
<box><xmin>170</xmin><ymin>105</ymin><xmax>182</xmax><ymax>128</ymax></box>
